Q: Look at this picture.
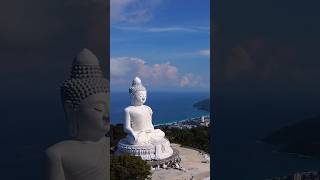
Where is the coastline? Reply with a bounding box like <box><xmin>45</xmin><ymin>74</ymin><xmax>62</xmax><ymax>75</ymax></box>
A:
<box><xmin>154</xmin><ymin>114</ymin><xmax>211</xmax><ymax>126</ymax></box>
<box><xmin>111</xmin><ymin>113</ymin><xmax>210</xmax><ymax>126</ymax></box>
<box><xmin>256</xmin><ymin>140</ymin><xmax>317</xmax><ymax>160</ymax></box>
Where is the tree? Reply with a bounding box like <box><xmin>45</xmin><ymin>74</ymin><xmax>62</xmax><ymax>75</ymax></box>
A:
<box><xmin>111</xmin><ymin>155</ymin><xmax>151</xmax><ymax>180</ymax></box>
<box><xmin>110</xmin><ymin>124</ymin><xmax>127</xmax><ymax>147</ymax></box>
<box><xmin>164</xmin><ymin>126</ymin><xmax>210</xmax><ymax>153</ymax></box>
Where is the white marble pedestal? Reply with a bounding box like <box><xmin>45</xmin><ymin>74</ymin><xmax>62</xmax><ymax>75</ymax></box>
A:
<box><xmin>116</xmin><ymin>138</ymin><xmax>173</xmax><ymax>161</ymax></box>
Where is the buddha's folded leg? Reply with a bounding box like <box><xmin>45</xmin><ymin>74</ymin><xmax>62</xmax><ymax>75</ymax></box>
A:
<box><xmin>138</xmin><ymin>132</ymin><xmax>152</xmax><ymax>144</ymax></box>
<box><xmin>127</xmin><ymin>132</ymin><xmax>152</xmax><ymax>145</ymax></box>
<box><xmin>150</xmin><ymin>129</ymin><xmax>165</xmax><ymax>140</ymax></box>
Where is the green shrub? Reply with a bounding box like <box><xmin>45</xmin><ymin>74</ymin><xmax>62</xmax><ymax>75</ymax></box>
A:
<box><xmin>164</xmin><ymin>126</ymin><xmax>210</xmax><ymax>153</ymax></box>
<box><xmin>111</xmin><ymin>155</ymin><xmax>151</xmax><ymax>180</ymax></box>
<box><xmin>110</xmin><ymin>124</ymin><xmax>127</xmax><ymax>147</ymax></box>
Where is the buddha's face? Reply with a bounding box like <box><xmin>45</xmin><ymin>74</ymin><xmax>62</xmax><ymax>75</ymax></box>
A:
<box><xmin>131</xmin><ymin>90</ymin><xmax>147</xmax><ymax>106</ymax></box>
<box><xmin>78</xmin><ymin>92</ymin><xmax>109</xmax><ymax>132</ymax></box>
<box><xmin>66</xmin><ymin>92</ymin><xmax>109</xmax><ymax>139</ymax></box>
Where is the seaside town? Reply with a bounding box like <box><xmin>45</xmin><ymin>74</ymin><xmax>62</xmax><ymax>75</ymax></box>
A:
<box><xmin>155</xmin><ymin>115</ymin><xmax>211</xmax><ymax>129</ymax></box>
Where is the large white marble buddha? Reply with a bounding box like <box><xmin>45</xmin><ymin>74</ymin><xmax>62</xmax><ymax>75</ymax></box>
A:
<box><xmin>116</xmin><ymin>77</ymin><xmax>173</xmax><ymax>160</ymax></box>
<box><xmin>124</xmin><ymin>77</ymin><xmax>165</xmax><ymax>145</ymax></box>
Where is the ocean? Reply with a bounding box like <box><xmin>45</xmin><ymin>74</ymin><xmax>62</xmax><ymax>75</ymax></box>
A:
<box><xmin>110</xmin><ymin>91</ymin><xmax>210</xmax><ymax>125</ymax></box>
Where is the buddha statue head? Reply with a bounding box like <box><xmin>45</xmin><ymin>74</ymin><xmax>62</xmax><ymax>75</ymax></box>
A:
<box><xmin>129</xmin><ymin>77</ymin><xmax>147</xmax><ymax>106</ymax></box>
<box><xmin>61</xmin><ymin>48</ymin><xmax>109</xmax><ymax>141</ymax></box>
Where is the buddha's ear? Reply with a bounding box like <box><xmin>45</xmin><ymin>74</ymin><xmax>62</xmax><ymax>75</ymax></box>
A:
<box><xmin>64</xmin><ymin>100</ymin><xmax>74</xmax><ymax>112</ymax></box>
<box><xmin>63</xmin><ymin>100</ymin><xmax>78</xmax><ymax>137</ymax></box>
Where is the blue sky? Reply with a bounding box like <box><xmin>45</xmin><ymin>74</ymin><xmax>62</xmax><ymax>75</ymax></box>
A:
<box><xmin>110</xmin><ymin>0</ymin><xmax>210</xmax><ymax>92</ymax></box>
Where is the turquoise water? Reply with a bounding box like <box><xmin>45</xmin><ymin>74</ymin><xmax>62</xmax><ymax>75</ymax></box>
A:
<box><xmin>110</xmin><ymin>91</ymin><xmax>210</xmax><ymax>125</ymax></box>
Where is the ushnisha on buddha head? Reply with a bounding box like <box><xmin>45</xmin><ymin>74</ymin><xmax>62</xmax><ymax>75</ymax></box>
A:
<box><xmin>60</xmin><ymin>48</ymin><xmax>109</xmax><ymax>140</ymax></box>
<box><xmin>129</xmin><ymin>77</ymin><xmax>147</xmax><ymax>106</ymax></box>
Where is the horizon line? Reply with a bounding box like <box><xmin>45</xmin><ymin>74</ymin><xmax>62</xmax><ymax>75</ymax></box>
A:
<box><xmin>110</xmin><ymin>90</ymin><xmax>210</xmax><ymax>93</ymax></box>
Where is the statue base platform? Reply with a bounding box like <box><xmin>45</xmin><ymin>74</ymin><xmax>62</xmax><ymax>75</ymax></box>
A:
<box><xmin>146</xmin><ymin>148</ymin><xmax>181</xmax><ymax>168</ymax></box>
<box><xmin>116</xmin><ymin>138</ymin><xmax>174</xmax><ymax>161</ymax></box>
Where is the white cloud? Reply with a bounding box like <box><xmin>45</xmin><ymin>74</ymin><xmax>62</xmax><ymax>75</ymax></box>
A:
<box><xmin>146</xmin><ymin>27</ymin><xmax>198</xmax><ymax>33</ymax></box>
<box><xmin>161</xmin><ymin>49</ymin><xmax>211</xmax><ymax>59</ymax></box>
<box><xmin>110</xmin><ymin>0</ymin><xmax>162</xmax><ymax>24</ymax></box>
<box><xmin>112</xmin><ymin>26</ymin><xmax>208</xmax><ymax>33</ymax></box>
<box><xmin>110</xmin><ymin>57</ymin><xmax>145</xmax><ymax>77</ymax></box>
<box><xmin>111</xmin><ymin>56</ymin><xmax>205</xmax><ymax>88</ymax></box>
<box><xmin>180</xmin><ymin>73</ymin><xmax>202</xmax><ymax>87</ymax></box>
<box><xmin>110</xmin><ymin>0</ymin><xmax>134</xmax><ymax>22</ymax></box>
<box><xmin>199</xmin><ymin>49</ymin><xmax>210</xmax><ymax>56</ymax></box>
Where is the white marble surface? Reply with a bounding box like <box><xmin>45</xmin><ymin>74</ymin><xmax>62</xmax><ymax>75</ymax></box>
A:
<box><xmin>117</xmin><ymin>77</ymin><xmax>173</xmax><ymax>160</ymax></box>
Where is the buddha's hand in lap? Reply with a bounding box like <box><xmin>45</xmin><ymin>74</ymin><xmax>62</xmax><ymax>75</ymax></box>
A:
<box><xmin>143</xmin><ymin>129</ymin><xmax>153</xmax><ymax>133</ymax></box>
<box><xmin>131</xmin><ymin>132</ymin><xmax>138</xmax><ymax>140</ymax></box>
<box><xmin>128</xmin><ymin>131</ymin><xmax>149</xmax><ymax>145</ymax></box>
<box><xmin>127</xmin><ymin>129</ymin><xmax>165</xmax><ymax>144</ymax></box>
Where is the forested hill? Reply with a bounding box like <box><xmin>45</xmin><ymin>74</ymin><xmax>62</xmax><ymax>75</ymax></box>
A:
<box><xmin>193</xmin><ymin>98</ymin><xmax>210</xmax><ymax>112</ymax></box>
<box><xmin>263</xmin><ymin>116</ymin><xmax>320</xmax><ymax>158</ymax></box>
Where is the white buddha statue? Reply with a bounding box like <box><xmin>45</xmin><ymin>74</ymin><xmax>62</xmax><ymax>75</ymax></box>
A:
<box><xmin>116</xmin><ymin>77</ymin><xmax>173</xmax><ymax>160</ymax></box>
<box><xmin>124</xmin><ymin>77</ymin><xmax>165</xmax><ymax>145</ymax></box>
<box><xmin>45</xmin><ymin>48</ymin><xmax>109</xmax><ymax>180</ymax></box>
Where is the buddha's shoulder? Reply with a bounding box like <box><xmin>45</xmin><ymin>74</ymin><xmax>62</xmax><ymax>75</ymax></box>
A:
<box><xmin>142</xmin><ymin>105</ymin><xmax>152</xmax><ymax>111</ymax></box>
<box><xmin>124</xmin><ymin>106</ymin><xmax>134</xmax><ymax>112</ymax></box>
<box><xmin>45</xmin><ymin>140</ymin><xmax>80</xmax><ymax>157</ymax></box>
<box><xmin>125</xmin><ymin>105</ymin><xmax>151</xmax><ymax>110</ymax></box>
